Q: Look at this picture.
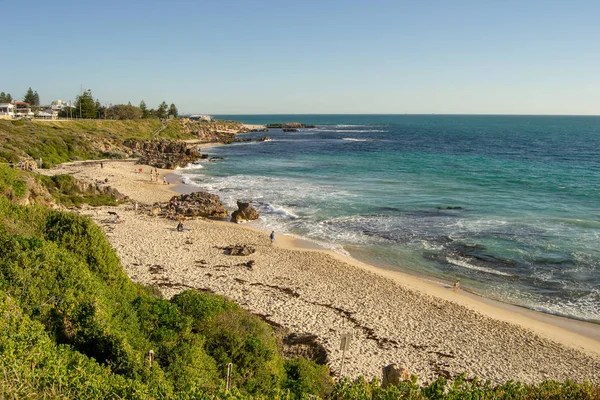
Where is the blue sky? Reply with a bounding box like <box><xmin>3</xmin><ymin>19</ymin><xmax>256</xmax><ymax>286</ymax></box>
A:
<box><xmin>2</xmin><ymin>0</ymin><xmax>599</xmax><ymax>114</ymax></box>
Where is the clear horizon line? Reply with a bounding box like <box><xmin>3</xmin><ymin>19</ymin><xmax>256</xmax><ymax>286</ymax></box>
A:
<box><xmin>196</xmin><ymin>113</ymin><xmax>600</xmax><ymax>117</ymax></box>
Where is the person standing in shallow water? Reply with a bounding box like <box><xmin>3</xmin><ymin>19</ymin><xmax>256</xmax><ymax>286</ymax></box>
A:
<box><xmin>270</xmin><ymin>231</ymin><xmax>275</xmax><ymax>245</ymax></box>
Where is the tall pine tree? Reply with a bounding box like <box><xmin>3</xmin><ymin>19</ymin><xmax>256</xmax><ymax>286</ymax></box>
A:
<box><xmin>0</xmin><ymin>92</ymin><xmax>13</xmax><ymax>103</ymax></box>
<box><xmin>168</xmin><ymin>103</ymin><xmax>178</xmax><ymax>118</ymax></box>
<box><xmin>75</xmin><ymin>89</ymin><xmax>97</xmax><ymax>119</ymax></box>
<box><xmin>139</xmin><ymin>100</ymin><xmax>149</xmax><ymax>118</ymax></box>
<box><xmin>23</xmin><ymin>87</ymin><xmax>38</xmax><ymax>105</ymax></box>
<box><xmin>156</xmin><ymin>101</ymin><xmax>168</xmax><ymax>119</ymax></box>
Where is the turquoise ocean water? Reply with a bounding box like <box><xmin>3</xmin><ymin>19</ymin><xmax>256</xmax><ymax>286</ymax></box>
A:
<box><xmin>178</xmin><ymin>115</ymin><xmax>600</xmax><ymax>322</ymax></box>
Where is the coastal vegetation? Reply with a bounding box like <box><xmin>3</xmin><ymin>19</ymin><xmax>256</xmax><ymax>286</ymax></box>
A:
<box><xmin>0</xmin><ymin>118</ymin><xmax>247</xmax><ymax>168</ymax></box>
<box><xmin>65</xmin><ymin>89</ymin><xmax>179</xmax><ymax>121</ymax></box>
<box><xmin>0</xmin><ymin>119</ymin><xmax>191</xmax><ymax>167</ymax></box>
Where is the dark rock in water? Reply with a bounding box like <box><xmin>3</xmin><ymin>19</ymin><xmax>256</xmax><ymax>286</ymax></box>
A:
<box><xmin>209</xmin><ymin>156</ymin><xmax>224</xmax><ymax>162</ymax></box>
<box><xmin>267</xmin><ymin>122</ymin><xmax>316</xmax><ymax>129</ymax></box>
<box><xmin>258</xmin><ymin>136</ymin><xmax>271</xmax><ymax>142</ymax></box>
<box><xmin>437</xmin><ymin>206</ymin><xmax>465</xmax><ymax>210</ymax></box>
<box><xmin>282</xmin><ymin>128</ymin><xmax>299</xmax><ymax>132</ymax></box>
<box><xmin>223</xmin><ymin>138</ymin><xmax>252</xmax><ymax>144</ymax></box>
<box><xmin>168</xmin><ymin>191</ymin><xmax>228</xmax><ymax>218</ymax></box>
<box><xmin>231</xmin><ymin>200</ymin><xmax>260</xmax><ymax>223</ymax></box>
<box><xmin>221</xmin><ymin>244</ymin><xmax>256</xmax><ymax>256</ymax></box>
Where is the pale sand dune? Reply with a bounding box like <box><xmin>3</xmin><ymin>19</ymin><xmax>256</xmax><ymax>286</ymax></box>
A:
<box><xmin>50</xmin><ymin>160</ymin><xmax>600</xmax><ymax>384</ymax></box>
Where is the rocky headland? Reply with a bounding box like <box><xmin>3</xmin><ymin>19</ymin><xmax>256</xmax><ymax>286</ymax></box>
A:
<box><xmin>267</xmin><ymin>122</ymin><xmax>317</xmax><ymax>129</ymax></box>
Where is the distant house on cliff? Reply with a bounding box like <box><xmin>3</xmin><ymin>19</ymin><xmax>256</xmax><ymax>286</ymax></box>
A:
<box><xmin>0</xmin><ymin>103</ymin><xmax>15</xmax><ymax>119</ymax></box>
<box><xmin>13</xmin><ymin>102</ymin><xmax>34</xmax><ymax>119</ymax></box>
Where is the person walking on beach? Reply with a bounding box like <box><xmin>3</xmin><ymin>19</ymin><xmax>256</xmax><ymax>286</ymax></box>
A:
<box><xmin>270</xmin><ymin>231</ymin><xmax>275</xmax><ymax>245</ymax></box>
<box><xmin>163</xmin><ymin>176</ymin><xmax>168</xmax><ymax>185</ymax></box>
<box><xmin>453</xmin><ymin>279</ymin><xmax>461</xmax><ymax>292</ymax></box>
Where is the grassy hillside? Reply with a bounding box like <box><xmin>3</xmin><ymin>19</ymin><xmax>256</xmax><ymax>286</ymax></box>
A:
<box><xmin>0</xmin><ymin>119</ymin><xmax>195</xmax><ymax>168</ymax></box>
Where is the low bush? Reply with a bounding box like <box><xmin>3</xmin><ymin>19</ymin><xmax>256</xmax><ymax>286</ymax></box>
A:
<box><xmin>283</xmin><ymin>358</ymin><xmax>334</xmax><ymax>399</ymax></box>
<box><xmin>0</xmin><ymin>164</ymin><xmax>26</xmax><ymax>198</ymax></box>
<box><xmin>203</xmin><ymin>308</ymin><xmax>285</xmax><ymax>394</ymax></box>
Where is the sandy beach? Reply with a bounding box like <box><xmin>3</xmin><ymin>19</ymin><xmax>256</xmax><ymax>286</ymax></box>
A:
<box><xmin>43</xmin><ymin>159</ymin><xmax>600</xmax><ymax>384</ymax></box>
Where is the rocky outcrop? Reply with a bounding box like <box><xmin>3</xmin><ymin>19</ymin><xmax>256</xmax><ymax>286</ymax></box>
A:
<box><xmin>267</xmin><ymin>122</ymin><xmax>317</xmax><ymax>129</ymax></box>
<box><xmin>281</xmin><ymin>333</ymin><xmax>328</xmax><ymax>365</ymax></box>
<box><xmin>230</xmin><ymin>201</ymin><xmax>260</xmax><ymax>223</ymax></box>
<box><xmin>179</xmin><ymin>118</ymin><xmax>252</xmax><ymax>141</ymax></box>
<box><xmin>123</xmin><ymin>139</ymin><xmax>200</xmax><ymax>169</ymax></box>
<box><xmin>382</xmin><ymin>364</ymin><xmax>412</xmax><ymax>388</ymax></box>
<box><xmin>76</xmin><ymin>180</ymin><xmax>129</xmax><ymax>202</ymax></box>
<box><xmin>167</xmin><ymin>191</ymin><xmax>228</xmax><ymax>219</ymax></box>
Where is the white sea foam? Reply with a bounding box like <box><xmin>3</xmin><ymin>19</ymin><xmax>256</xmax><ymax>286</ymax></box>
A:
<box><xmin>179</xmin><ymin>175</ymin><xmax>202</xmax><ymax>186</ymax></box>
<box><xmin>525</xmin><ymin>288</ymin><xmax>600</xmax><ymax>321</ymax></box>
<box><xmin>177</xmin><ymin>162</ymin><xmax>204</xmax><ymax>170</ymax></box>
<box><xmin>316</xmin><ymin>129</ymin><xmax>386</xmax><ymax>133</ymax></box>
<box><xmin>446</xmin><ymin>257</ymin><xmax>513</xmax><ymax>277</ymax></box>
<box><xmin>261</xmin><ymin>203</ymin><xmax>299</xmax><ymax>219</ymax></box>
<box><xmin>342</xmin><ymin>138</ymin><xmax>369</xmax><ymax>142</ymax></box>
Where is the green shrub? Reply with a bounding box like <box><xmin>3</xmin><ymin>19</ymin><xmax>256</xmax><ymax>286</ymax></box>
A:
<box><xmin>43</xmin><ymin>211</ymin><xmax>127</xmax><ymax>285</ymax></box>
<box><xmin>203</xmin><ymin>308</ymin><xmax>285</xmax><ymax>394</ymax></box>
<box><xmin>283</xmin><ymin>358</ymin><xmax>334</xmax><ymax>399</ymax></box>
<box><xmin>0</xmin><ymin>292</ymin><xmax>154</xmax><ymax>399</ymax></box>
<box><xmin>329</xmin><ymin>375</ymin><xmax>600</xmax><ymax>399</ymax></box>
<box><xmin>172</xmin><ymin>289</ymin><xmax>238</xmax><ymax>327</ymax></box>
<box><xmin>0</xmin><ymin>164</ymin><xmax>27</xmax><ymax>198</ymax></box>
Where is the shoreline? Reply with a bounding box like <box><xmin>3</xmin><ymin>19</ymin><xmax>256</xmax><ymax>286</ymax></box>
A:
<box><xmin>42</xmin><ymin>159</ymin><xmax>600</xmax><ymax>383</ymax></box>
<box><xmin>231</xmin><ymin>219</ymin><xmax>600</xmax><ymax>348</ymax></box>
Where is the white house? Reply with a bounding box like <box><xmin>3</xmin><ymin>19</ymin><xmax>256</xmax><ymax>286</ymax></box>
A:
<box><xmin>36</xmin><ymin>110</ymin><xmax>55</xmax><ymax>119</ymax></box>
<box><xmin>51</xmin><ymin>100</ymin><xmax>75</xmax><ymax>118</ymax></box>
<box><xmin>0</xmin><ymin>103</ymin><xmax>15</xmax><ymax>119</ymax></box>
<box><xmin>13</xmin><ymin>102</ymin><xmax>33</xmax><ymax>118</ymax></box>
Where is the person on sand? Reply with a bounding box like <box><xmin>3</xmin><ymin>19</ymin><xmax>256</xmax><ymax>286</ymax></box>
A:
<box><xmin>100</xmin><ymin>162</ymin><xmax>104</xmax><ymax>169</ymax></box>
<box><xmin>453</xmin><ymin>279</ymin><xmax>461</xmax><ymax>292</ymax></box>
<box><xmin>270</xmin><ymin>231</ymin><xmax>275</xmax><ymax>245</ymax></box>
<box><xmin>163</xmin><ymin>176</ymin><xmax>168</xmax><ymax>185</ymax></box>
<box><xmin>177</xmin><ymin>220</ymin><xmax>184</xmax><ymax>232</ymax></box>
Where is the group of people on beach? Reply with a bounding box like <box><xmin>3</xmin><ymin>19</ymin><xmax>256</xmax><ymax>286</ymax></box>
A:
<box><xmin>147</xmin><ymin>167</ymin><xmax>169</xmax><ymax>185</ymax></box>
<box><xmin>149</xmin><ymin>168</ymin><xmax>159</xmax><ymax>182</ymax></box>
